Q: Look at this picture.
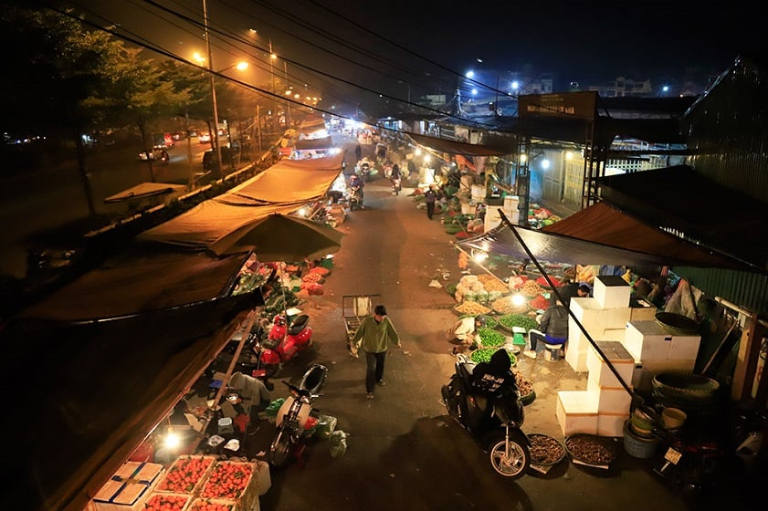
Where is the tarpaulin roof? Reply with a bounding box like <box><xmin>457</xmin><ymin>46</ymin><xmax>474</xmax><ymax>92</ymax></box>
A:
<box><xmin>408</xmin><ymin>132</ymin><xmax>515</xmax><ymax>156</ymax></box>
<box><xmin>103</xmin><ymin>182</ymin><xmax>187</xmax><ymax>203</ymax></box>
<box><xmin>136</xmin><ymin>201</ymin><xmax>299</xmax><ymax>250</ymax></box>
<box><xmin>137</xmin><ymin>153</ymin><xmax>345</xmax><ymax>250</ymax></box>
<box><xmin>297</xmin><ymin>115</ymin><xmax>327</xmax><ymax>134</ymax></box>
<box><xmin>457</xmin><ymin>205</ymin><xmax>761</xmax><ymax>271</ymax></box>
<box><xmin>3</xmin><ymin>289</ymin><xmax>262</xmax><ymax>511</ymax></box>
<box><xmin>294</xmin><ymin>135</ymin><xmax>334</xmax><ymax>150</ymax></box>
<box><xmin>16</xmin><ymin>250</ymin><xmax>250</xmax><ymax>320</ymax></box>
<box><xmin>226</xmin><ymin>152</ymin><xmax>345</xmax><ymax>203</ymax></box>
<box><xmin>597</xmin><ymin>165</ymin><xmax>768</xmax><ymax>271</ymax></box>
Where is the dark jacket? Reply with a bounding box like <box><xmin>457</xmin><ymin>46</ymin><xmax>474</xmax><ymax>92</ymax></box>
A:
<box><xmin>539</xmin><ymin>304</ymin><xmax>568</xmax><ymax>339</ymax></box>
<box><xmin>424</xmin><ymin>189</ymin><xmax>437</xmax><ymax>203</ymax></box>
<box><xmin>472</xmin><ymin>350</ymin><xmax>516</xmax><ymax>396</ymax></box>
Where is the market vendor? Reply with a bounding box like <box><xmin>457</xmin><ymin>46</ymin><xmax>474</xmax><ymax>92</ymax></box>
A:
<box><xmin>524</xmin><ymin>298</ymin><xmax>568</xmax><ymax>359</ymax></box>
<box><xmin>224</xmin><ymin>372</ymin><xmax>272</xmax><ymax>435</ymax></box>
<box><xmin>446</xmin><ymin>315</ymin><xmax>487</xmax><ymax>355</ymax></box>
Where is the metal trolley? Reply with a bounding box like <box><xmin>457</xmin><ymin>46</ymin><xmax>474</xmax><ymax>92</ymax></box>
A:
<box><xmin>342</xmin><ymin>294</ymin><xmax>380</xmax><ymax>344</ymax></box>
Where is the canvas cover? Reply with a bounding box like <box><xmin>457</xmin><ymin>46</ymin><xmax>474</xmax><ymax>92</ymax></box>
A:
<box><xmin>103</xmin><ymin>182</ymin><xmax>187</xmax><ymax>203</ymax></box>
<box><xmin>409</xmin><ymin>132</ymin><xmax>514</xmax><ymax>156</ymax></box>
<box><xmin>457</xmin><ymin>205</ymin><xmax>759</xmax><ymax>271</ymax></box>
<box><xmin>136</xmin><ymin>201</ymin><xmax>299</xmax><ymax>250</ymax></box>
<box><xmin>294</xmin><ymin>135</ymin><xmax>334</xmax><ymax>150</ymax></box>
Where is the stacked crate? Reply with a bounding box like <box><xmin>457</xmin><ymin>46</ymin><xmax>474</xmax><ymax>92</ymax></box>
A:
<box><xmin>565</xmin><ymin>276</ymin><xmax>632</xmax><ymax>372</ymax></box>
<box><xmin>622</xmin><ymin>320</ymin><xmax>701</xmax><ymax>393</ymax></box>
<box><xmin>556</xmin><ymin>340</ymin><xmax>635</xmax><ymax>437</ymax></box>
<box><xmin>90</xmin><ymin>461</ymin><xmax>165</xmax><ymax>511</ymax></box>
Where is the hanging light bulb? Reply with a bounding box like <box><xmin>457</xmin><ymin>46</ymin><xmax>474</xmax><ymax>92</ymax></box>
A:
<box><xmin>472</xmin><ymin>250</ymin><xmax>488</xmax><ymax>263</ymax></box>
<box><xmin>512</xmin><ymin>293</ymin><xmax>525</xmax><ymax>306</ymax></box>
<box><xmin>164</xmin><ymin>430</ymin><xmax>181</xmax><ymax>449</ymax></box>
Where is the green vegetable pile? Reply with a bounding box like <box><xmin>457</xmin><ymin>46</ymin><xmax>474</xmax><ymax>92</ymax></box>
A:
<box><xmin>470</xmin><ymin>348</ymin><xmax>517</xmax><ymax>367</ymax></box>
<box><xmin>478</xmin><ymin>327</ymin><xmax>506</xmax><ymax>348</ymax></box>
<box><xmin>499</xmin><ymin>314</ymin><xmax>538</xmax><ymax>332</ymax></box>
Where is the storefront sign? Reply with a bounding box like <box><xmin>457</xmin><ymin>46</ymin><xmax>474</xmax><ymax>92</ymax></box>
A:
<box><xmin>519</xmin><ymin>92</ymin><xmax>597</xmax><ymax>121</ymax></box>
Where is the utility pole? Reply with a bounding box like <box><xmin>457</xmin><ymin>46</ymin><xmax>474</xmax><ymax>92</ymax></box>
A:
<box><xmin>203</xmin><ymin>0</ymin><xmax>223</xmax><ymax>179</ymax></box>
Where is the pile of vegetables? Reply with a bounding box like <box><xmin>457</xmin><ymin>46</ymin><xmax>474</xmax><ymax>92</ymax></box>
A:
<box><xmin>498</xmin><ymin>314</ymin><xmax>538</xmax><ymax>332</ymax></box>
<box><xmin>471</xmin><ymin>347</ymin><xmax>517</xmax><ymax>366</ymax></box>
<box><xmin>477</xmin><ymin>327</ymin><xmax>506</xmax><ymax>348</ymax></box>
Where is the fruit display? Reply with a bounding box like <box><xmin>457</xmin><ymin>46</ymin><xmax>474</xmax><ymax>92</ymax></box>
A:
<box><xmin>454</xmin><ymin>301</ymin><xmax>491</xmax><ymax>315</ymax></box>
<box><xmin>200</xmin><ymin>461</ymin><xmax>254</xmax><ymax>501</ymax></box>
<box><xmin>189</xmin><ymin>499</ymin><xmax>237</xmax><ymax>511</ymax></box>
<box><xmin>157</xmin><ymin>456</ymin><xmax>215</xmax><ymax>494</ymax></box>
<box><xmin>144</xmin><ymin>493</ymin><xmax>191</xmax><ymax>511</ymax></box>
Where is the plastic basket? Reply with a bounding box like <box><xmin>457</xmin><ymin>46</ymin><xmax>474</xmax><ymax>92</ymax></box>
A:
<box><xmin>622</xmin><ymin>420</ymin><xmax>658</xmax><ymax>459</ymax></box>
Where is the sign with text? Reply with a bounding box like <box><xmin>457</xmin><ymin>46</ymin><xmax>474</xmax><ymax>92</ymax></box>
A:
<box><xmin>518</xmin><ymin>92</ymin><xmax>597</xmax><ymax>121</ymax></box>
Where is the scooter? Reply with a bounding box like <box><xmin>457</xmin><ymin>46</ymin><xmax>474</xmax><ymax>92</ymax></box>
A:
<box><xmin>270</xmin><ymin>363</ymin><xmax>328</xmax><ymax>468</ymax></box>
<box><xmin>348</xmin><ymin>185</ymin><xmax>364</xmax><ymax>210</ymax></box>
<box><xmin>391</xmin><ymin>176</ymin><xmax>402</xmax><ymax>195</ymax></box>
<box><xmin>652</xmin><ymin>426</ymin><xmax>724</xmax><ymax>497</ymax></box>
<box><xmin>253</xmin><ymin>313</ymin><xmax>314</xmax><ymax>378</ymax></box>
<box><xmin>441</xmin><ymin>353</ymin><xmax>531</xmax><ymax>479</ymax></box>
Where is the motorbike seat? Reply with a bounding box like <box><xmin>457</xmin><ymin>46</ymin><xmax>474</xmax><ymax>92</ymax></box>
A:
<box><xmin>458</xmin><ymin>362</ymin><xmax>475</xmax><ymax>387</ymax></box>
<box><xmin>288</xmin><ymin>314</ymin><xmax>310</xmax><ymax>335</ymax></box>
<box><xmin>299</xmin><ymin>364</ymin><xmax>328</xmax><ymax>395</ymax></box>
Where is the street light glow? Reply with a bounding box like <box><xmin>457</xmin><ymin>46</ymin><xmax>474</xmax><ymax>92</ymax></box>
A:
<box><xmin>466</xmin><ymin>71</ymin><xmax>475</xmax><ymax>78</ymax></box>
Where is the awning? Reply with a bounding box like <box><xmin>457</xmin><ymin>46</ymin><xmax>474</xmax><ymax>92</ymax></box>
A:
<box><xmin>225</xmin><ymin>153</ymin><xmax>344</xmax><ymax>204</ymax></box>
<box><xmin>456</xmin><ymin>205</ymin><xmax>762</xmax><ymax>271</ymax></box>
<box><xmin>17</xmin><ymin>250</ymin><xmax>251</xmax><ymax>320</ymax></box>
<box><xmin>103</xmin><ymin>182</ymin><xmax>187</xmax><ymax>203</ymax></box>
<box><xmin>136</xmin><ymin>201</ymin><xmax>299</xmax><ymax>250</ymax></box>
<box><xmin>597</xmin><ymin>165</ymin><xmax>768</xmax><ymax>271</ymax></box>
<box><xmin>4</xmin><ymin>291</ymin><xmax>262</xmax><ymax>511</ymax></box>
<box><xmin>294</xmin><ymin>135</ymin><xmax>334</xmax><ymax>150</ymax></box>
<box><xmin>408</xmin><ymin>132</ymin><xmax>514</xmax><ymax>156</ymax></box>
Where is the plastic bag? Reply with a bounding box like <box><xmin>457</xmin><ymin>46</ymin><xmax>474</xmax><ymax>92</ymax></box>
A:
<box><xmin>329</xmin><ymin>430</ymin><xmax>348</xmax><ymax>458</ymax></box>
<box><xmin>265</xmin><ymin>398</ymin><xmax>285</xmax><ymax>417</ymax></box>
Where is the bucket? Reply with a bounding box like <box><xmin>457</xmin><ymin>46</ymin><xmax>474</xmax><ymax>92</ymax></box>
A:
<box><xmin>661</xmin><ymin>407</ymin><xmax>687</xmax><ymax>429</ymax></box>
<box><xmin>623</xmin><ymin>420</ymin><xmax>659</xmax><ymax>459</ymax></box>
<box><xmin>471</xmin><ymin>184</ymin><xmax>486</xmax><ymax>202</ymax></box>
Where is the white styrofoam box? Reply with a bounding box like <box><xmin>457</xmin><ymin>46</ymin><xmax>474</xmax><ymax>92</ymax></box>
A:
<box><xmin>570</xmin><ymin>297</ymin><xmax>632</xmax><ymax>333</ymax></box>
<box><xmin>631</xmin><ymin>360</ymin><xmax>697</xmax><ymax>393</ymax></box>
<box><xmin>587</xmin><ymin>378</ymin><xmax>633</xmax><ymax>414</ymax></box>
<box><xmin>484</xmin><ymin>204</ymin><xmax>505</xmax><ymax>232</ymax></box>
<box><xmin>597</xmin><ymin>412</ymin><xmax>630</xmax><ymax>437</ymax></box>
<box><xmin>630</xmin><ymin>300</ymin><xmax>658</xmax><ymax>321</ymax></box>
<box><xmin>602</xmin><ymin>328</ymin><xmax>626</xmax><ymax>342</ymax></box>
<box><xmin>586</xmin><ymin>340</ymin><xmax>635</xmax><ymax>388</ymax></box>
<box><xmin>565</xmin><ymin>331</ymin><xmax>589</xmax><ymax>372</ymax></box>
<box><xmin>593</xmin><ymin>275</ymin><xmax>631</xmax><ymax>309</ymax></box>
<box><xmin>623</xmin><ymin>320</ymin><xmax>672</xmax><ymax>362</ymax></box>
<box><xmin>556</xmin><ymin>390</ymin><xmax>598</xmax><ymax>437</ymax></box>
<box><xmin>668</xmin><ymin>334</ymin><xmax>702</xmax><ymax>361</ymax></box>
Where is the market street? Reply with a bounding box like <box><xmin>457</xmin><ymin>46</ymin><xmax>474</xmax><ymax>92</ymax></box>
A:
<box><xmin>236</xmin><ymin>137</ymin><xmax>712</xmax><ymax>511</ymax></box>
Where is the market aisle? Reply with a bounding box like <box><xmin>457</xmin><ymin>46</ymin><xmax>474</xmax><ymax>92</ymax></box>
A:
<box><xmin>254</xmin><ymin>164</ymin><xmax>698</xmax><ymax>511</ymax></box>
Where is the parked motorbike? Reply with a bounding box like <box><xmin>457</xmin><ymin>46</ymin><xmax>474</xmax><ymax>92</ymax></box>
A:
<box><xmin>252</xmin><ymin>313</ymin><xmax>314</xmax><ymax>378</ymax></box>
<box><xmin>270</xmin><ymin>363</ymin><xmax>328</xmax><ymax>468</ymax></box>
<box><xmin>441</xmin><ymin>353</ymin><xmax>531</xmax><ymax>479</ymax></box>
<box><xmin>652</xmin><ymin>426</ymin><xmax>724</xmax><ymax>497</ymax></box>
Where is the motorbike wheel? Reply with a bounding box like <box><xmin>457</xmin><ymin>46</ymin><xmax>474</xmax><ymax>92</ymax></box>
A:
<box><xmin>487</xmin><ymin>431</ymin><xmax>530</xmax><ymax>479</ymax></box>
<box><xmin>270</xmin><ymin>429</ymin><xmax>293</xmax><ymax>468</ymax></box>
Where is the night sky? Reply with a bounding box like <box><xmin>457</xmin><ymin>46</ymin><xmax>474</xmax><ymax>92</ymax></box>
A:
<box><xmin>69</xmin><ymin>0</ymin><xmax>766</xmax><ymax>113</ymax></box>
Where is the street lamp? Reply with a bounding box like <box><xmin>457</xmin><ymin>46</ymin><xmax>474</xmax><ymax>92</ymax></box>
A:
<box><xmin>193</xmin><ymin>50</ymin><xmax>248</xmax><ymax>177</ymax></box>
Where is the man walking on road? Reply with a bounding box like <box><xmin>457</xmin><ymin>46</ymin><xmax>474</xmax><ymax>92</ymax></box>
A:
<box><xmin>350</xmin><ymin>304</ymin><xmax>401</xmax><ymax>399</ymax></box>
<box><xmin>424</xmin><ymin>186</ymin><xmax>438</xmax><ymax>220</ymax></box>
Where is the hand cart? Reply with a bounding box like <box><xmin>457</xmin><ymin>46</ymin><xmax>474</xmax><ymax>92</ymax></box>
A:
<box><xmin>342</xmin><ymin>294</ymin><xmax>380</xmax><ymax>344</ymax></box>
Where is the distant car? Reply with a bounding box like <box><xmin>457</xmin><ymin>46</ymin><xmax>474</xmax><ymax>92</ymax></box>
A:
<box><xmin>138</xmin><ymin>148</ymin><xmax>169</xmax><ymax>163</ymax></box>
<box><xmin>198</xmin><ymin>132</ymin><xmax>211</xmax><ymax>144</ymax></box>
<box><xmin>202</xmin><ymin>146</ymin><xmax>238</xmax><ymax>171</ymax></box>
